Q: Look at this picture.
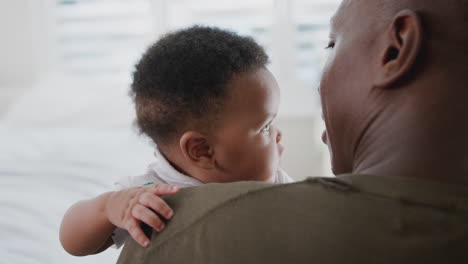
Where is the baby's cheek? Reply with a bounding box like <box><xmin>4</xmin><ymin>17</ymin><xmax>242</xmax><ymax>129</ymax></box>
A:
<box><xmin>235</xmin><ymin>136</ymin><xmax>277</xmax><ymax>181</ymax></box>
<box><xmin>259</xmin><ymin>148</ymin><xmax>280</xmax><ymax>181</ymax></box>
<box><xmin>260</xmin><ymin>132</ymin><xmax>275</xmax><ymax>145</ymax></box>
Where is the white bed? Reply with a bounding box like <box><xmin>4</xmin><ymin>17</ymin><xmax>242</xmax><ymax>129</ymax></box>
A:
<box><xmin>0</xmin><ymin>73</ymin><xmax>156</xmax><ymax>264</ymax></box>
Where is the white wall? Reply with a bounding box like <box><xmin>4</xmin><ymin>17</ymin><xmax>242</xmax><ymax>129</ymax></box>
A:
<box><xmin>277</xmin><ymin>116</ymin><xmax>332</xmax><ymax>179</ymax></box>
<box><xmin>0</xmin><ymin>0</ymin><xmax>52</xmax><ymax>116</ymax></box>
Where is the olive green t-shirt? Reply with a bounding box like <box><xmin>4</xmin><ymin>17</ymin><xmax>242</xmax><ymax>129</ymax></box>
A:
<box><xmin>118</xmin><ymin>174</ymin><xmax>468</xmax><ymax>264</ymax></box>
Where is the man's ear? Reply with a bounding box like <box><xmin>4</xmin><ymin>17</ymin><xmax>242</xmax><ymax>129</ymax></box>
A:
<box><xmin>374</xmin><ymin>10</ymin><xmax>422</xmax><ymax>88</ymax></box>
<box><xmin>179</xmin><ymin>131</ymin><xmax>214</xmax><ymax>169</ymax></box>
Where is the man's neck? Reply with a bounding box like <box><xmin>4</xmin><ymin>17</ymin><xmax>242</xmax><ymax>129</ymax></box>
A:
<box><xmin>352</xmin><ymin>99</ymin><xmax>468</xmax><ymax>185</ymax></box>
<box><xmin>355</xmin><ymin>150</ymin><xmax>468</xmax><ymax>185</ymax></box>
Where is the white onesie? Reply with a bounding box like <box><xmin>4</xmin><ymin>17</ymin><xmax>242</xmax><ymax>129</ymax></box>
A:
<box><xmin>112</xmin><ymin>148</ymin><xmax>295</xmax><ymax>248</ymax></box>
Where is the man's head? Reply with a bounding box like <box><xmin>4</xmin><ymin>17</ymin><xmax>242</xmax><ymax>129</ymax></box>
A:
<box><xmin>132</xmin><ymin>26</ymin><xmax>283</xmax><ymax>183</ymax></box>
<box><xmin>320</xmin><ymin>0</ymin><xmax>468</xmax><ymax>177</ymax></box>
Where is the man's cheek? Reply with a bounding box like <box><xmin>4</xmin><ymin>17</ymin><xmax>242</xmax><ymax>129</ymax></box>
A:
<box><xmin>319</xmin><ymin>56</ymin><xmax>336</xmax><ymax>98</ymax></box>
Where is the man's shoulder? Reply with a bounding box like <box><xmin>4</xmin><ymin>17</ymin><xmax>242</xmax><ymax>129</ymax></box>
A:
<box><xmin>120</xmin><ymin>177</ymin><xmax>360</xmax><ymax>253</ymax></box>
<box><xmin>118</xmin><ymin>175</ymin><xmax>468</xmax><ymax>264</ymax></box>
<box><xmin>162</xmin><ymin>177</ymin><xmax>355</xmax><ymax>231</ymax></box>
<box><xmin>158</xmin><ymin>180</ymin><xmax>319</xmax><ymax>242</ymax></box>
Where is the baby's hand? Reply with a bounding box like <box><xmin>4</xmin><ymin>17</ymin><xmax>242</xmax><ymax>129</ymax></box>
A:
<box><xmin>105</xmin><ymin>184</ymin><xmax>179</xmax><ymax>247</ymax></box>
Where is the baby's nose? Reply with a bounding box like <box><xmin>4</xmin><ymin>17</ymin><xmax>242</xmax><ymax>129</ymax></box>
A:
<box><xmin>276</xmin><ymin>128</ymin><xmax>283</xmax><ymax>144</ymax></box>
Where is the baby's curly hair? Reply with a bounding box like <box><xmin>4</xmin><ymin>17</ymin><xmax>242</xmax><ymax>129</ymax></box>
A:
<box><xmin>131</xmin><ymin>26</ymin><xmax>269</xmax><ymax>146</ymax></box>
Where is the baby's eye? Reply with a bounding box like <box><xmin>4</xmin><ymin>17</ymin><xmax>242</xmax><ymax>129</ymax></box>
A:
<box><xmin>261</xmin><ymin>123</ymin><xmax>271</xmax><ymax>134</ymax></box>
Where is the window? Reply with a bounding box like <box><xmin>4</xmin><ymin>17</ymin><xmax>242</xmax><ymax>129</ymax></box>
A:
<box><xmin>54</xmin><ymin>0</ymin><xmax>155</xmax><ymax>80</ymax></box>
<box><xmin>52</xmin><ymin>0</ymin><xmax>341</xmax><ymax>116</ymax></box>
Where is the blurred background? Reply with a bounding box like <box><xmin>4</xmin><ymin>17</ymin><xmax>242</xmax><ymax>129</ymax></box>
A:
<box><xmin>0</xmin><ymin>0</ymin><xmax>339</xmax><ymax>263</ymax></box>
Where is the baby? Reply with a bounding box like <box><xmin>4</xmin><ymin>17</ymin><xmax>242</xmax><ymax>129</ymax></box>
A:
<box><xmin>59</xmin><ymin>26</ymin><xmax>294</xmax><ymax>256</ymax></box>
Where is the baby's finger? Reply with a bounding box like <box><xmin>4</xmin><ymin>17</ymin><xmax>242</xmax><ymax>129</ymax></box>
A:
<box><xmin>147</xmin><ymin>184</ymin><xmax>179</xmax><ymax>196</ymax></box>
<box><xmin>132</xmin><ymin>203</ymin><xmax>165</xmax><ymax>232</ymax></box>
<box><xmin>126</xmin><ymin>219</ymin><xmax>150</xmax><ymax>248</ymax></box>
<box><xmin>139</xmin><ymin>192</ymin><xmax>174</xmax><ymax>220</ymax></box>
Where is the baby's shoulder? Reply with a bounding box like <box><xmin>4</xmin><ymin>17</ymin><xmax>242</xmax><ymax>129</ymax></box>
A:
<box><xmin>114</xmin><ymin>171</ymin><xmax>165</xmax><ymax>190</ymax></box>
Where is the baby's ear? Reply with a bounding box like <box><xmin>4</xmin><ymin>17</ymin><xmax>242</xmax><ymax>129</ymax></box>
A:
<box><xmin>179</xmin><ymin>131</ymin><xmax>215</xmax><ymax>169</ymax></box>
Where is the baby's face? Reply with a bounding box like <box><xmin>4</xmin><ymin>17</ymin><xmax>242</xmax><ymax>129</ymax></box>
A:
<box><xmin>208</xmin><ymin>68</ymin><xmax>283</xmax><ymax>183</ymax></box>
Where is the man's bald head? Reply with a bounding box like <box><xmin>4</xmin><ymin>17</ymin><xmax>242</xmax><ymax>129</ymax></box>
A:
<box><xmin>320</xmin><ymin>0</ymin><xmax>468</xmax><ymax>182</ymax></box>
<box><xmin>378</xmin><ymin>0</ymin><xmax>466</xmax><ymax>34</ymax></box>
<box><xmin>335</xmin><ymin>0</ymin><xmax>467</xmax><ymax>65</ymax></box>
<box><xmin>379</xmin><ymin>0</ymin><xmax>466</xmax><ymax>62</ymax></box>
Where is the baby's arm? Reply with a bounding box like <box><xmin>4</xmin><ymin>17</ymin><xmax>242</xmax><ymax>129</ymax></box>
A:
<box><xmin>59</xmin><ymin>184</ymin><xmax>179</xmax><ymax>256</ymax></box>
